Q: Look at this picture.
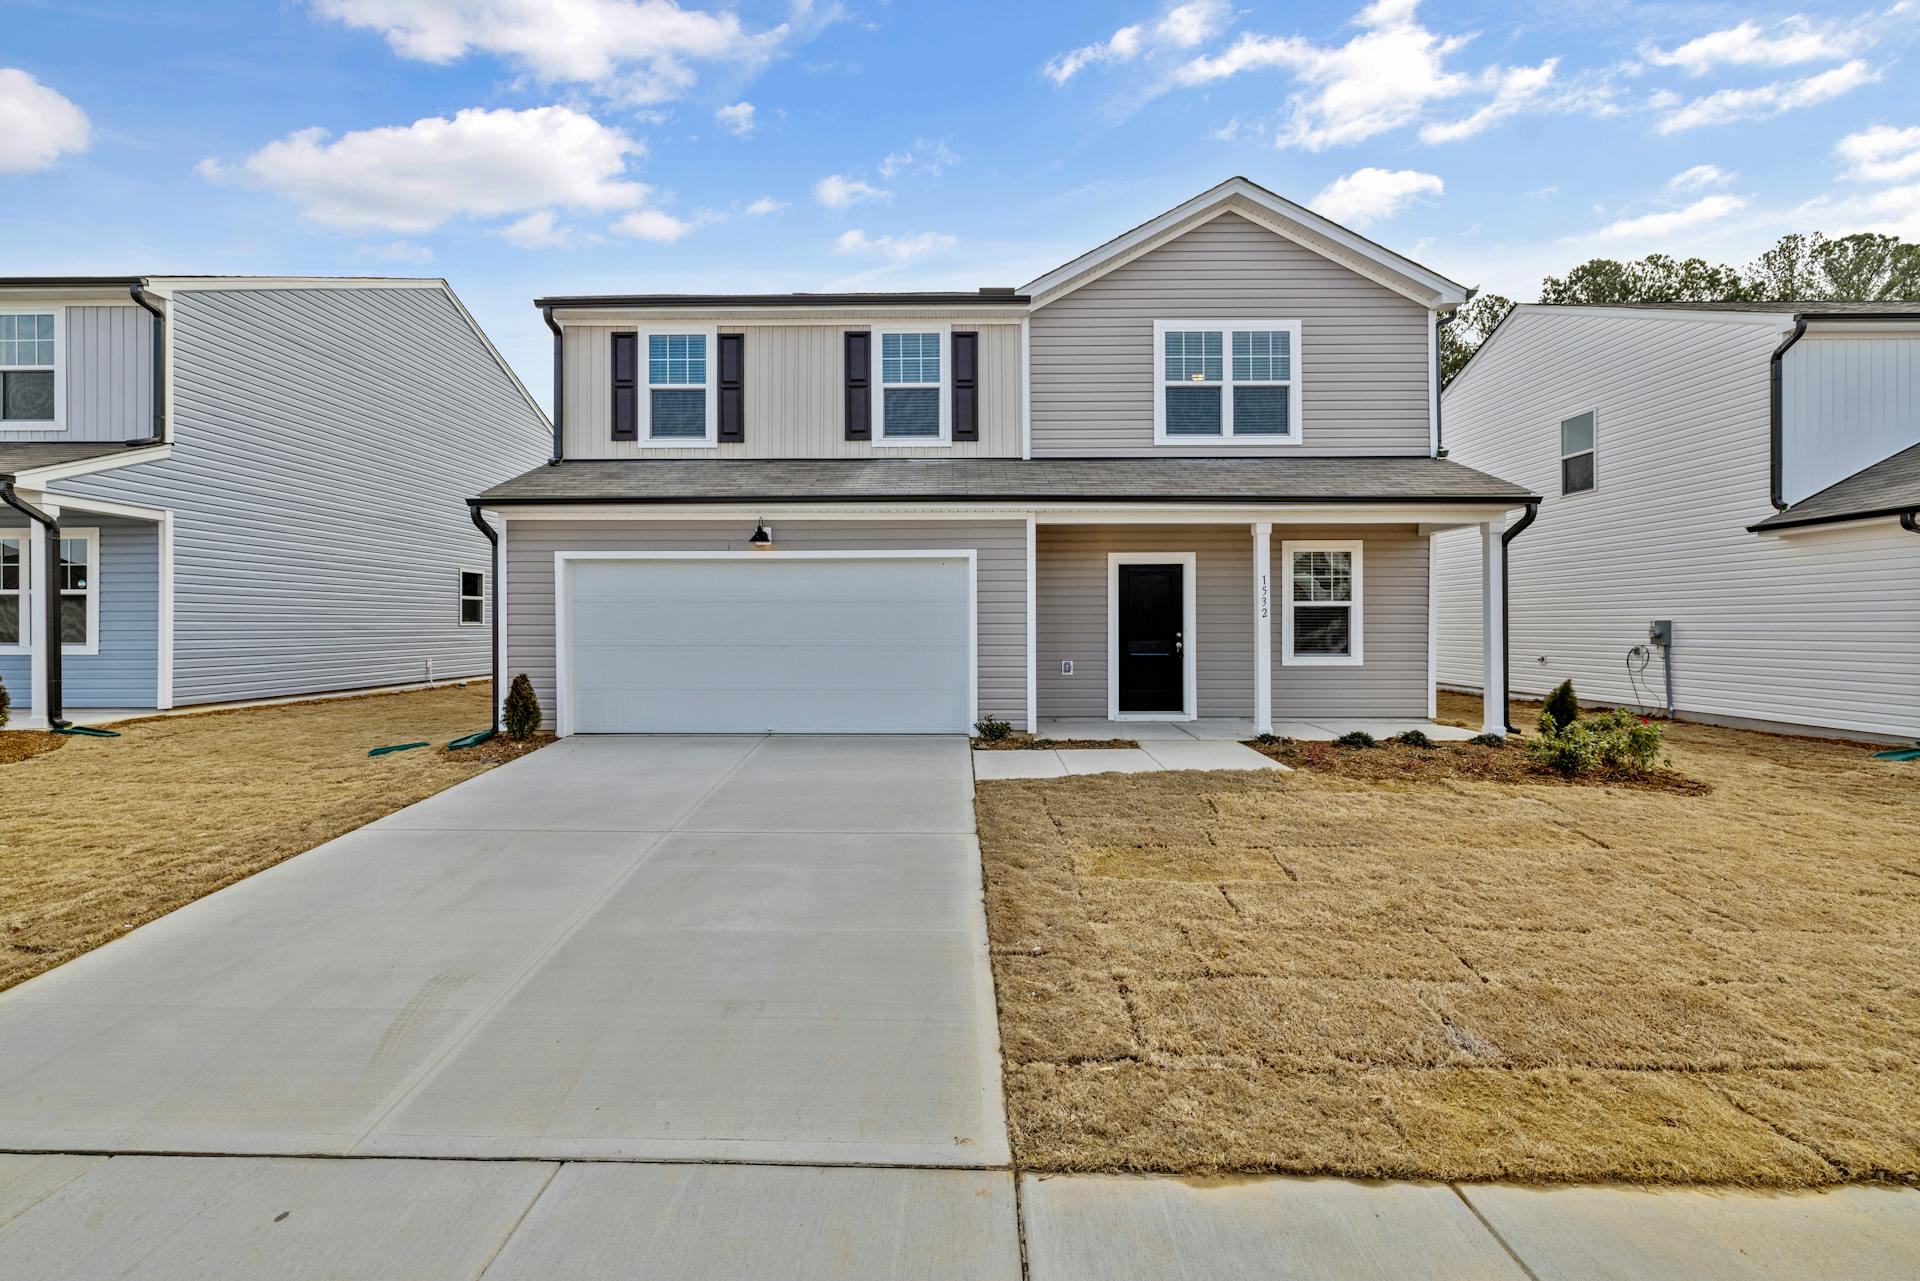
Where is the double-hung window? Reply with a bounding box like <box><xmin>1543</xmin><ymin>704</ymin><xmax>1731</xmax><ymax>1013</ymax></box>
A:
<box><xmin>0</xmin><ymin>528</ymin><xmax>96</xmax><ymax>652</ymax></box>
<box><xmin>1154</xmin><ymin>319</ymin><xmax>1300</xmax><ymax>444</ymax></box>
<box><xmin>1560</xmin><ymin>410</ymin><xmax>1596</xmax><ymax>495</ymax></box>
<box><xmin>646</xmin><ymin>331</ymin><xmax>714</xmax><ymax>443</ymax></box>
<box><xmin>1281</xmin><ymin>540</ymin><xmax>1362</xmax><ymax>665</ymax></box>
<box><xmin>0</xmin><ymin>536</ymin><xmax>21</xmax><ymax>648</ymax></box>
<box><xmin>58</xmin><ymin>534</ymin><xmax>93</xmax><ymax>648</ymax></box>
<box><xmin>0</xmin><ymin>311</ymin><xmax>59</xmax><ymax>428</ymax></box>
<box><xmin>873</xmin><ymin>326</ymin><xmax>948</xmax><ymax>443</ymax></box>
<box><xmin>458</xmin><ymin>569</ymin><xmax>486</xmax><ymax>626</ymax></box>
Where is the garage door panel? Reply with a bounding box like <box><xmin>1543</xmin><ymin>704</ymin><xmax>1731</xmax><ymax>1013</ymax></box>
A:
<box><xmin>567</xmin><ymin>558</ymin><xmax>972</xmax><ymax>734</ymax></box>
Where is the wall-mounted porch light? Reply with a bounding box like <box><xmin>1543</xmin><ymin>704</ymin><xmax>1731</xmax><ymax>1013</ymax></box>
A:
<box><xmin>748</xmin><ymin>521</ymin><xmax>775</xmax><ymax>549</ymax></box>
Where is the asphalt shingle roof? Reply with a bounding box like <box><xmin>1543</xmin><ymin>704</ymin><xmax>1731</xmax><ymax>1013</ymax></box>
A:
<box><xmin>1749</xmin><ymin>441</ymin><xmax>1920</xmax><ymax>531</ymax></box>
<box><xmin>475</xmin><ymin>457</ymin><xmax>1536</xmax><ymax>506</ymax></box>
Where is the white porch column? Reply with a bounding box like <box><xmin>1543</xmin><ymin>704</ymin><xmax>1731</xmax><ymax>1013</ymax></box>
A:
<box><xmin>1481</xmin><ymin>521</ymin><xmax>1506</xmax><ymax>735</ymax></box>
<box><xmin>1252</xmin><ymin>522</ymin><xmax>1272</xmax><ymax>734</ymax></box>
<box><xmin>1025</xmin><ymin>515</ymin><xmax>1038</xmax><ymax>734</ymax></box>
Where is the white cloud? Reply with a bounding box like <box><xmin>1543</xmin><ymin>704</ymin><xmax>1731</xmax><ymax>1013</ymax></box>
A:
<box><xmin>1668</xmin><ymin>163</ymin><xmax>1735</xmax><ymax>192</ymax></box>
<box><xmin>1795</xmin><ymin>181</ymin><xmax>1920</xmax><ymax>240</ymax></box>
<box><xmin>1174</xmin><ymin>0</ymin><xmax>1562</xmax><ymax>151</ymax></box>
<box><xmin>311</xmin><ymin>0</ymin><xmax>787</xmax><ymax>101</ymax></box>
<box><xmin>879</xmin><ymin>139</ymin><xmax>959</xmax><ymax>178</ymax></box>
<box><xmin>500</xmin><ymin>209</ymin><xmax>579</xmax><ymax>248</ymax></box>
<box><xmin>611</xmin><ymin>207</ymin><xmax>701</xmax><ymax>241</ymax></box>
<box><xmin>1835</xmin><ymin>124</ymin><xmax>1920</xmax><ymax>182</ymax></box>
<box><xmin>833</xmin><ymin>228</ymin><xmax>956</xmax><ymax>262</ymax></box>
<box><xmin>1310</xmin><ymin>167</ymin><xmax>1444</xmax><ymax>226</ymax></box>
<box><xmin>813</xmin><ymin>173</ymin><xmax>886</xmax><ymax>208</ymax></box>
<box><xmin>1643</xmin><ymin>17</ymin><xmax>1858</xmax><ymax>75</ymax></box>
<box><xmin>201</xmin><ymin>105</ymin><xmax>651</xmax><ymax>232</ymax></box>
<box><xmin>744</xmin><ymin>195</ymin><xmax>788</xmax><ymax>216</ymax></box>
<box><xmin>715</xmin><ymin>101</ymin><xmax>755</xmax><ymax>136</ymax></box>
<box><xmin>1655</xmin><ymin>60</ymin><xmax>1878</xmax><ymax>133</ymax></box>
<box><xmin>0</xmin><ymin>68</ymin><xmax>91</xmax><ymax>174</ymax></box>
<box><xmin>1044</xmin><ymin>0</ymin><xmax>1228</xmax><ymax>84</ymax></box>
<box><xmin>1589</xmin><ymin>193</ymin><xmax>1749</xmax><ymax>240</ymax></box>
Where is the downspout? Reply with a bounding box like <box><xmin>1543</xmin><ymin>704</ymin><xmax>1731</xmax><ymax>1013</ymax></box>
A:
<box><xmin>1768</xmin><ymin>316</ymin><xmax>1808</xmax><ymax>511</ymax></box>
<box><xmin>543</xmin><ymin>306</ymin><xmax>564</xmax><ymax>464</ymax></box>
<box><xmin>468</xmin><ymin>503</ymin><xmax>501</xmax><ymax>739</ymax></box>
<box><xmin>1433</xmin><ymin>310</ymin><xmax>1456</xmax><ymax>458</ymax></box>
<box><xmin>1500</xmin><ymin>500</ymin><xmax>1541</xmax><ymax>735</ymax></box>
<box><xmin>1903</xmin><ymin>512</ymin><xmax>1920</xmax><ymax>537</ymax></box>
<box><xmin>0</xmin><ymin>480</ymin><xmax>67</xmax><ymax>729</ymax></box>
<box><xmin>127</xmin><ymin>283</ymin><xmax>166</xmax><ymax>446</ymax></box>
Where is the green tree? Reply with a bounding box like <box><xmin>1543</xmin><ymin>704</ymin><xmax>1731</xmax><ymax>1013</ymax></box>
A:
<box><xmin>1540</xmin><ymin>253</ymin><xmax>1747</xmax><ymax>305</ymax></box>
<box><xmin>502</xmin><ymin>673</ymin><xmax>542</xmax><ymax>740</ymax></box>
<box><xmin>1439</xmin><ymin>292</ymin><xmax>1514</xmax><ymax>386</ymax></box>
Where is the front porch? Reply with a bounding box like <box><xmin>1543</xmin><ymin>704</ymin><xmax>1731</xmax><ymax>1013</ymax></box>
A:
<box><xmin>1036</xmin><ymin>716</ymin><xmax>1482</xmax><ymax>742</ymax></box>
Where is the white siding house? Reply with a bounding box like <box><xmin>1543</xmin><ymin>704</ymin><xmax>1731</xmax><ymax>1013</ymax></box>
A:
<box><xmin>1435</xmin><ymin>303</ymin><xmax>1920</xmax><ymax>742</ymax></box>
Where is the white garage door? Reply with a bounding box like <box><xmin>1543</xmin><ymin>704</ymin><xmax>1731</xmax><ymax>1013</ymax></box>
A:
<box><xmin>564</xmin><ymin>555</ymin><xmax>973</xmax><ymax>733</ymax></box>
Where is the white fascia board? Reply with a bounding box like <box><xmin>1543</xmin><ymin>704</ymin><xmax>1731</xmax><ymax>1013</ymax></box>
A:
<box><xmin>551</xmin><ymin>306</ymin><xmax>1028</xmax><ymax>327</ymax></box>
<box><xmin>484</xmin><ymin>500</ymin><xmax>1527</xmax><ymax>524</ymax></box>
<box><xmin>1511</xmin><ymin>303</ymin><xmax>1797</xmax><ymax>328</ymax></box>
<box><xmin>144</xmin><ymin>276</ymin><xmax>446</xmax><ymax>296</ymax></box>
<box><xmin>16</xmin><ymin>444</ymin><xmax>171</xmax><ymax>486</ymax></box>
<box><xmin>1023</xmin><ymin>178</ymin><xmax>1468</xmax><ymax>310</ymax></box>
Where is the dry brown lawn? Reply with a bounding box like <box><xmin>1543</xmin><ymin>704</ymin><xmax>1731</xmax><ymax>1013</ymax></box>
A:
<box><xmin>0</xmin><ymin>684</ymin><xmax>547</xmax><ymax>992</ymax></box>
<box><xmin>978</xmin><ymin>691</ymin><xmax>1920</xmax><ymax>1187</ymax></box>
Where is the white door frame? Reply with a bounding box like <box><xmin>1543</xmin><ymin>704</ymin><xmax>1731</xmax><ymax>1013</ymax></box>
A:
<box><xmin>1107</xmin><ymin>551</ymin><xmax>1198</xmax><ymax>721</ymax></box>
<box><xmin>553</xmin><ymin>549</ymin><xmax>979</xmax><ymax>737</ymax></box>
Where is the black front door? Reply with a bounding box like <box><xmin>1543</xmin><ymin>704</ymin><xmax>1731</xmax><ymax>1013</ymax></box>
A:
<box><xmin>1117</xmin><ymin>563</ymin><xmax>1184</xmax><ymax>714</ymax></box>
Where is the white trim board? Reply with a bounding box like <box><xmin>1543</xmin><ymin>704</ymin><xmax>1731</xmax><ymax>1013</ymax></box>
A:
<box><xmin>1107</xmin><ymin>551</ymin><xmax>1198</xmax><ymax>721</ymax></box>
<box><xmin>551</xmin><ymin>549</ymin><xmax>979</xmax><ymax>738</ymax></box>
<box><xmin>487</xmin><ymin>502</ymin><xmax>1522</xmax><ymax>526</ymax></box>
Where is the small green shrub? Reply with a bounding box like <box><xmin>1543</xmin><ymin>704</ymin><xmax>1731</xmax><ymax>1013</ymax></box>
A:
<box><xmin>1390</xmin><ymin>729</ymin><xmax>1433</xmax><ymax>747</ymax></box>
<box><xmin>973</xmin><ymin>714</ymin><xmax>1013</xmax><ymax>742</ymax></box>
<box><xmin>1336</xmin><ymin>730</ymin><xmax>1377</xmax><ymax>748</ymax></box>
<box><xmin>1528</xmin><ymin>705</ymin><xmax>1664</xmax><ymax>776</ymax></box>
<box><xmin>1528</xmin><ymin>716</ymin><xmax>1598</xmax><ymax>775</ymax></box>
<box><xmin>1542</xmin><ymin>679</ymin><xmax>1580</xmax><ymax>731</ymax></box>
<box><xmin>0</xmin><ymin>674</ymin><xmax>9</xmax><ymax>729</ymax></box>
<box><xmin>1253</xmin><ymin>732</ymin><xmax>1283</xmax><ymax>746</ymax></box>
<box><xmin>502</xmin><ymin>673</ymin><xmax>542</xmax><ymax>740</ymax></box>
<box><xmin>1469</xmin><ymin>732</ymin><xmax>1506</xmax><ymax>747</ymax></box>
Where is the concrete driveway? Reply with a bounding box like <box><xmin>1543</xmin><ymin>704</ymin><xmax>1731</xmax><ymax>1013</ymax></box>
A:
<box><xmin>0</xmin><ymin>734</ymin><xmax>1005</xmax><ymax>1167</ymax></box>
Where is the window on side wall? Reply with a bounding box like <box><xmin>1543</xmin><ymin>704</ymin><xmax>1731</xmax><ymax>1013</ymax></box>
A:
<box><xmin>0</xmin><ymin>536</ymin><xmax>22</xmax><ymax>647</ymax></box>
<box><xmin>1155</xmin><ymin>320</ymin><xmax>1299</xmax><ymax>444</ymax></box>
<box><xmin>1281</xmin><ymin>541</ymin><xmax>1362</xmax><ymax>666</ymax></box>
<box><xmin>1561</xmin><ymin>410</ymin><xmax>1596</xmax><ymax>495</ymax></box>
<box><xmin>0</xmin><ymin>312</ymin><xmax>58</xmax><ymax>427</ymax></box>
<box><xmin>59</xmin><ymin>532</ymin><xmax>94</xmax><ymax>651</ymax></box>
<box><xmin>875</xmin><ymin>328</ymin><xmax>947</xmax><ymax>443</ymax></box>
<box><xmin>646</xmin><ymin>332</ymin><xmax>713</xmax><ymax>443</ymax></box>
<box><xmin>459</xmin><ymin>569</ymin><xmax>485</xmax><ymax>626</ymax></box>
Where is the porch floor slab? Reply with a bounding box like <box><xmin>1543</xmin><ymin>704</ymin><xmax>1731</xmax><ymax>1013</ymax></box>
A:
<box><xmin>1037</xmin><ymin>717</ymin><xmax>1476</xmax><ymax>743</ymax></box>
<box><xmin>974</xmin><ymin>741</ymin><xmax>1286</xmax><ymax>781</ymax></box>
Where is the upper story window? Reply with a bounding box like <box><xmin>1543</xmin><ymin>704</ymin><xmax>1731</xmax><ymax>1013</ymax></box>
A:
<box><xmin>648</xmin><ymin>333</ymin><xmax>709</xmax><ymax>441</ymax></box>
<box><xmin>1153</xmin><ymin>320</ymin><xmax>1300</xmax><ymax>445</ymax></box>
<box><xmin>0</xmin><ymin>311</ymin><xmax>58</xmax><ymax>428</ymax></box>
<box><xmin>1560</xmin><ymin>410</ymin><xmax>1596</xmax><ymax>495</ymax></box>
<box><xmin>874</xmin><ymin>326</ymin><xmax>949</xmax><ymax>443</ymax></box>
<box><xmin>1281</xmin><ymin>540</ymin><xmax>1362</xmax><ymax>666</ymax></box>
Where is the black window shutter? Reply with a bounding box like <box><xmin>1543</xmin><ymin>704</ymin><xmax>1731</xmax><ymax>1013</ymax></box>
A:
<box><xmin>611</xmin><ymin>332</ymin><xmax>638</xmax><ymax>441</ymax></box>
<box><xmin>717</xmin><ymin>332</ymin><xmax>745</xmax><ymax>443</ymax></box>
<box><xmin>951</xmin><ymin>331</ymin><xmax>979</xmax><ymax>442</ymax></box>
<box><xmin>844</xmin><ymin>331</ymin><xmax>871</xmax><ymax>440</ymax></box>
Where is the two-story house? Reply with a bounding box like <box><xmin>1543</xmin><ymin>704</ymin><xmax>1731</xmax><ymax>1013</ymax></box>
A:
<box><xmin>1434</xmin><ymin>301</ymin><xmax>1920</xmax><ymax>741</ymax></box>
<box><xmin>0</xmin><ymin>276</ymin><xmax>550</xmax><ymax>729</ymax></box>
<box><xmin>470</xmin><ymin>178</ymin><xmax>1536</xmax><ymax>737</ymax></box>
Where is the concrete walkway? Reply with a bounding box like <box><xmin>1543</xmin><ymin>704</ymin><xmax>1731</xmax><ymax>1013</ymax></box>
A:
<box><xmin>974</xmin><ymin>738</ymin><xmax>1286</xmax><ymax>779</ymax></box>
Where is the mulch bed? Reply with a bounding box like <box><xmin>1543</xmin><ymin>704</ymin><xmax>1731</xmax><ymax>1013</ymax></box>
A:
<box><xmin>1245</xmin><ymin>736</ymin><xmax>1711</xmax><ymax>795</ymax></box>
<box><xmin>437</xmin><ymin>733</ymin><xmax>556</xmax><ymax>765</ymax></box>
<box><xmin>0</xmin><ymin>733</ymin><xmax>67</xmax><ymax>767</ymax></box>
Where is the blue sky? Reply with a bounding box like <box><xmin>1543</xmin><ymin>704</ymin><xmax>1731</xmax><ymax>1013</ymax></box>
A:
<box><xmin>4</xmin><ymin>0</ymin><xmax>1918</xmax><ymax>407</ymax></box>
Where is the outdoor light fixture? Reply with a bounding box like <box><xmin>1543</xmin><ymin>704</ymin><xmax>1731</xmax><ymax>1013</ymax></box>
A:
<box><xmin>748</xmin><ymin>521</ymin><xmax>775</xmax><ymax>549</ymax></box>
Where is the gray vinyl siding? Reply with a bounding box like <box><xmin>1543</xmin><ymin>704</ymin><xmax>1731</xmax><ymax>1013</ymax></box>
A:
<box><xmin>0</xmin><ymin>516</ymin><xmax>157</xmax><ymax>707</ymax></box>
<box><xmin>504</xmin><ymin>519</ymin><xmax>1028</xmax><ymax>729</ymax></box>
<box><xmin>1029</xmin><ymin>212</ymin><xmax>1432</xmax><ymax>457</ymax></box>
<box><xmin>1435</xmin><ymin>308</ymin><xmax>1920</xmax><ymax>740</ymax></box>
<box><xmin>1780</xmin><ymin>333</ymin><xmax>1920</xmax><ymax>504</ymax></box>
<box><xmin>1034</xmin><ymin>523</ymin><xmax>1428</xmax><ymax>720</ymax></box>
<box><xmin>1</xmin><ymin>304</ymin><xmax>154</xmax><ymax>443</ymax></box>
<box><xmin>562</xmin><ymin>322</ymin><xmax>1023</xmax><ymax>459</ymax></box>
<box><xmin>55</xmin><ymin>286</ymin><xmax>550</xmax><ymax>705</ymax></box>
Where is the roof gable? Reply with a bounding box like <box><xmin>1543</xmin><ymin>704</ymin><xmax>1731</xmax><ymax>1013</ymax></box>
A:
<box><xmin>1022</xmin><ymin>177</ymin><xmax>1468</xmax><ymax>312</ymax></box>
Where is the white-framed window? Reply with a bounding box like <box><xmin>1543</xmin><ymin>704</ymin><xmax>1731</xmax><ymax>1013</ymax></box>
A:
<box><xmin>1153</xmin><ymin>319</ymin><xmax>1300</xmax><ymax>445</ymax></box>
<box><xmin>641</xmin><ymin>327</ymin><xmax>718</xmax><ymax>446</ymax></box>
<box><xmin>872</xmin><ymin>324</ymin><xmax>950</xmax><ymax>444</ymax></box>
<box><xmin>458</xmin><ymin>568</ymin><xmax>486</xmax><ymax>626</ymax></box>
<box><xmin>1280</xmin><ymin>539</ymin><xmax>1361</xmax><ymax>666</ymax></box>
<box><xmin>0</xmin><ymin>535</ymin><xmax>22</xmax><ymax>649</ymax></box>
<box><xmin>0</xmin><ymin>307</ymin><xmax>61</xmax><ymax>430</ymax></box>
<box><xmin>1560</xmin><ymin>410</ymin><xmax>1596</xmax><ymax>495</ymax></box>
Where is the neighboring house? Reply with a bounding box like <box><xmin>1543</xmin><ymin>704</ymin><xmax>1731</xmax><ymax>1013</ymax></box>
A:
<box><xmin>470</xmin><ymin>177</ymin><xmax>1535</xmax><ymax>737</ymax></box>
<box><xmin>1434</xmin><ymin>301</ymin><xmax>1920</xmax><ymax>741</ymax></box>
<box><xmin>0</xmin><ymin>277</ymin><xmax>550</xmax><ymax>728</ymax></box>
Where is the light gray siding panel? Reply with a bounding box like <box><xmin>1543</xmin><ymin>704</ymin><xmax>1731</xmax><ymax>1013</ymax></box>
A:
<box><xmin>56</xmin><ymin>286</ymin><xmax>550</xmax><ymax>705</ymax></box>
<box><xmin>0</xmin><ymin>305</ymin><xmax>153</xmax><ymax>443</ymax></box>
<box><xmin>1029</xmin><ymin>213</ymin><xmax>1432</xmax><ymax>457</ymax></box>
<box><xmin>1034</xmin><ymin>523</ymin><xmax>1427</xmax><ymax>720</ymax></box>
<box><xmin>563</xmin><ymin>322</ymin><xmax>1023</xmax><ymax>459</ymax></box>
<box><xmin>1781</xmin><ymin>334</ymin><xmax>1920</xmax><ymax>504</ymax></box>
<box><xmin>503</xmin><ymin>519</ymin><xmax>1028</xmax><ymax>729</ymax></box>
<box><xmin>1436</xmin><ymin>309</ymin><xmax>1920</xmax><ymax>739</ymax></box>
<box><xmin>0</xmin><ymin>516</ymin><xmax>157</xmax><ymax>707</ymax></box>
